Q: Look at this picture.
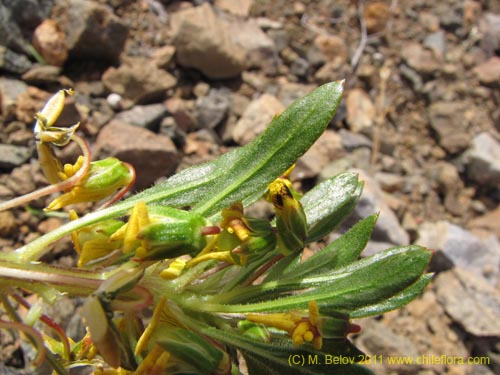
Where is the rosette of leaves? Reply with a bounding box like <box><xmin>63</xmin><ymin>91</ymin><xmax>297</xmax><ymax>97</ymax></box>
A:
<box><xmin>0</xmin><ymin>81</ymin><xmax>431</xmax><ymax>375</ymax></box>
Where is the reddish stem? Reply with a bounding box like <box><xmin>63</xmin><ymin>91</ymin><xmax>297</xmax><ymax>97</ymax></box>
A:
<box><xmin>0</xmin><ymin>135</ymin><xmax>91</xmax><ymax>212</ymax></box>
<box><xmin>12</xmin><ymin>293</ymin><xmax>71</xmax><ymax>361</ymax></box>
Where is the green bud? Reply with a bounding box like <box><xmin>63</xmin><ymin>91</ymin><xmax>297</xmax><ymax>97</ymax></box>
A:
<box><xmin>136</xmin><ymin>206</ymin><xmax>207</xmax><ymax>260</ymax></box>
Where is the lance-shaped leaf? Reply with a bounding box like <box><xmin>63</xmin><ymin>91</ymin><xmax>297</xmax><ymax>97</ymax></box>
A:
<box><xmin>196</xmin><ymin>246</ymin><xmax>431</xmax><ymax>312</ymax></box>
<box><xmin>202</xmin><ymin>327</ymin><xmax>374</xmax><ymax>375</ymax></box>
<box><xmin>302</xmin><ymin>172</ymin><xmax>363</xmax><ymax>243</ymax></box>
<box><xmin>192</xmin><ymin>81</ymin><xmax>344</xmax><ymax>216</ymax></box>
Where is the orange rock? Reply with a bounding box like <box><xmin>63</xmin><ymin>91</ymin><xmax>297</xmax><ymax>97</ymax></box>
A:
<box><xmin>364</xmin><ymin>1</ymin><xmax>390</xmax><ymax>34</ymax></box>
<box><xmin>32</xmin><ymin>19</ymin><xmax>68</xmax><ymax>67</ymax></box>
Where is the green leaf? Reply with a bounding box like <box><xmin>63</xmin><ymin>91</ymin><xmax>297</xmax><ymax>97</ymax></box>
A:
<box><xmin>349</xmin><ymin>273</ymin><xmax>433</xmax><ymax>318</ymax></box>
<box><xmin>156</xmin><ymin>327</ymin><xmax>224</xmax><ymax>374</ymax></box>
<box><xmin>284</xmin><ymin>214</ymin><xmax>378</xmax><ymax>279</ymax></box>
<box><xmin>302</xmin><ymin>173</ymin><xmax>363</xmax><ymax>243</ymax></box>
<box><xmin>202</xmin><ymin>327</ymin><xmax>374</xmax><ymax>375</ymax></box>
<box><xmin>192</xmin><ymin>81</ymin><xmax>344</xmax><ymax>216</ymax></box>
<box><xmin>197</xmin><ymin>246</ymin><xmax>432</xmax><ymax>312</ymax></box>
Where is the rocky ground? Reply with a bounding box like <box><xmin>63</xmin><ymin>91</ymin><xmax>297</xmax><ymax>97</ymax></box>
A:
<box><xmin>0</xmin><ymin>0</ymin><xmax>499</xmax><ymax>374</ymax></box>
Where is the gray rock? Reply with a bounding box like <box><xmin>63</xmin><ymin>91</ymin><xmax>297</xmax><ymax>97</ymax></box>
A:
<box><xmin>94</xmin><ymin>120</ymin><xmax>179</xmax><ymax>190</ymax></box>
<box><xmin>232</xmin><ymin>94</ymin><xmax>284</xmax><ymax>145</ymax></box>
<box><xmin>277</xmin><ymin>81</ymin><xmax>316</xmax><ymax>106</ymax></box>
<box><xmin>319</xmin><ymin>149</ymin><xmax>372</xmax><ymax>181</ymax></box>
<box><xmin>342</xmin><ymin>169</ymin><xmax>410</xmax><ymax>246</ymax></box>
<box><xmin>0</xmin><ymin>45</ymin><xmax>32</xmax><ymax>74</ymax></box>
<box><xmin>435</xmin><ymin>268</ymin><xmax>500</xmax><ymax>337</ymax></box>
<box><xmin>21</xmin><ymin>65</ymin><xmax>64</xmax><ymax>85</ymax></box>
<box><xmin>195</xmin><ymin>88</ymin><xmax>230</xmax><ymax>129</ymax></box>
<box><xmin>417</xmin><ymin>221</ymin><xmax>500</xmax><ymax>285</ymax></box>
<box><xmin>479</xmin><ymin>13</ymin><xmax>500</xmax><ymax>56</ymax></box>
<box><xmin>356</xmin><ymin>320</ymin><xmax>420</xmax><ymax>374</ymax></box>
<box><xmin>102</xmin><ymin>57</ymin><xmax>177</xmax><ymax>105</ymax></box>
<box><xmin>290</xmin><ymin>57</ymin><xmax>310</xmax><ymax>78</ymax></box>
<box><xmin>423</xmin><ymin>30</ymin><xmax>447</xmax><ymax>58</ymax></box>
<box><xmin>464</xmin><ymin>132</ymin><xmax>500</xmax><ymax>190</ymax></box>
<box><xmin>338</xmin><ymin>129</ymin><xmax>373</xmax><ymax>151</ymax></box>
<box><xmin>6</xmin><ymin>164</ymin><xmax>36</xmax><ymax>195</ymax></box>
<box><xmin>115</xmin><ymin>103</ymin><xmax>168</xmax><ymax>131</ymax></box>
<box><xmin>170</xmin><ymin>3</ymin><xmax>245</xmax><ymax>79</ymax></box>
<box><xmin>0</xmin><ymin>77</ymin><xmax>27</xmax><ymax>118</ymax></box>
<box><xmin>428</xmin><ymin>101</ymin><xmax>471</xmax><ymax>154</ymax></box>
<box><xmin>228</xmin><ymin>19</ymin><xmax>278</xmax><ymax>75</ymax></box>
<box><xmin>55</xmin><ymin>0</ymin><xmax>128</xmax><ymax>63</ymax></box>
<box><xmin>0</xmin><ymin>0</ymin><xmax>52</xmax><ymax>58</ymax></box>
<box><xmin>0</xmin><ymin>144</ymin><xmax>32</xmax><ymax>169</ymax></box>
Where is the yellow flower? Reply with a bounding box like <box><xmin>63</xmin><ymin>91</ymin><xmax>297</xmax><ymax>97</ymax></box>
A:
<box><xmin>247</xmin><ymin>301</ymin><xmax>323</xmax><ymax>350</ymax></box>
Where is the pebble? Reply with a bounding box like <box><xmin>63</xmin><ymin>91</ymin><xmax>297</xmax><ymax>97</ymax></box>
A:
<box><xmin>401</xmin><ymin>42</ymin><xmax>441</xmax><ymax>75</ymax></box>
<box><xmin>115</xmin><ymin>103</ymin><xmax>168</xmax><ymax>131</ymax></box>
<box><xmin>232</xmin><ymin>93</ymin><xmax>284</xmax><ymax>145</ymax></box>
<box><xmin>428</xmin><ymin>101</ymin><xmax>471</xmax><ymax>154</ymax></box>
<box><xmin>319</xmin><ymin>149</ymin><xmax>371</xmax><ymax>181</ymax></box>
<box><xmin>469</xmin><ymin>206</ymin><xmax>500</xmax><ymax>237</ymax></box>
<box><xmin>0</xmin><ymin>144</ymin><xmax>32</xmax><ymax>169</ymax></box>
<box><xmin>473</xmin><ymin>56</ymin><xmax>500</xmax><ymax>86</ymax></box>
<box><xmin>0</xmin><ymin>211</ymin><xmax>17</xmax><ymax>237</ymax></box>
<box><xmin>417</xmin><ymin>221</ymin><xmax>500</xmax><ymax>285</ymax></box>
<box><xmin>5</xmin><ymin>164</ymin><xmax>36</xmax><ymax>195</ymax></box>
<box><xmin>94</xmin><ymin>120</ymin><xmax>180</xmax><ymax>190</ymax></box>
<box><xmin>102</xmin><ymin>57</ymin><xmax>177</xmax><ymax>104</ymax></box>
<box><xmin>356</xmin><ymin>320</ymin><xmax>420</xmax><ymax>374</ymax></box>
<box><xmin>345</xmin><ymin>88</ymin><xmax>376</xmax><ymax>134</ymax></box>
<box><xmin>165</xmin><ymin>97</ymin><xmax>197</xmax><ymax>132</ymax></box>
<box><xmin>277</xmin><ymin>81</ymin><xmax>316</xmax><ymax>106</ymax></box>
<box><xmin>0</xmin><ymin>77</ymin><xmax>28</xmax><ymax>118</ymax></box>
<box><xmin>341</xmin><ymin>169</ymin><xmax>410</xmax><ymax>246</ymax></box>
<box><xmin>338</xmin><ymin>129</ymin><xmax>373</xmax><ymax>151</ymax></box>
<box><xmin>312</xmin><ymin>34</ymin><xmax>348</xmax><ymax>67</ymax></box>
<box><xmin>21</xmin><ymin>65</ymin><xmax>65</xmax><ymax>85</ymax></box>
<box><xmin>152</xmin><ymin>45</ymin><xmax>176</xmax><ymax>70</ymax></box>
<box><xmin>106</xmin><ymin>93</ymin><xmax>122</xmax><ymax>110</ymax></box>
<box><xmin>170</xmin><ymin>3</ymin><xmax>245</xmax><ymax>79</ymax></box>
<box><xmin>32</xmin><ymin>19</ymin><xmax>68</xmax><ymax>67</ymax></box>
<box><xmin>464</xmin><ymin>132</ymin><xmax>500</xmax><ymax>190</ymax></box>
<box><xmin>479</xmin><ymin>13</ymin><xmax>500</xmax><ymax>56</ymax></box>
<box><xmin>294</xmin><ymin>130</ymin><xmax>344</xmax><ymax>179</ymax></box>
<box><xmin>228</xmin><ymin>19</ymin><xmax>278</xmax><ymax>74</ymax></box>
<box><xmin>195</xmin><ymin>88</ymin><xmax>231</xmax><ymax>129</ymax></box>
<box><xmin>214</xmin><ymin>0</ymin><xmax>253</xmax><ymax>17</ymax></box>
<box><xmin>363</xmin><ymin>1</ymin><xmax>390</xmax><ymax>34</ymax></box>
<box><xmin>423</xmin><ymin>30</ymin><xmax>447</xmax><ymax>59</ymax></box>
<box><xmin>435</xmin><ymin>268</ymin><xmax>500</xmax><ymax>337</ymax></box>
<box><xmin>0</xmin><ymin>45</ymin><xmax>32</xmax><ymax>74</ymax></box>
<box><xmin>55</xmin><ymin>0</ymin><xmax>128</xmax><ymax>63</ymax></box>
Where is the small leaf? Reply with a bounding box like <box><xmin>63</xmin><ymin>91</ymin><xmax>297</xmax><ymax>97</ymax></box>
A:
<box><xmin>349</xmin><ymin>273</ymin><xmax>433</xmax><ymax>318</ymax></box>
<box><xmin>202</xmin><ymin>327</ymin><xmax>374</xmax><ymax>375</ymax></box>
<box><xmin>302</xmin><ymin>173</ymin><xmax>363</xmax><ymax>243</ymax></box>
<box><xmin>282</xmin><ymin>214</ymin><xmax>378</xmax><ymax>280</ymax></box>
<box><xmin>193</xmin><ymin>81</ymin><xmax>344</xmax><ymax>216</ymax></box>
<box><xmin>201</xmin><ymin>246</ymin><xmax>432</xmax><ymax>313</ymax></box>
